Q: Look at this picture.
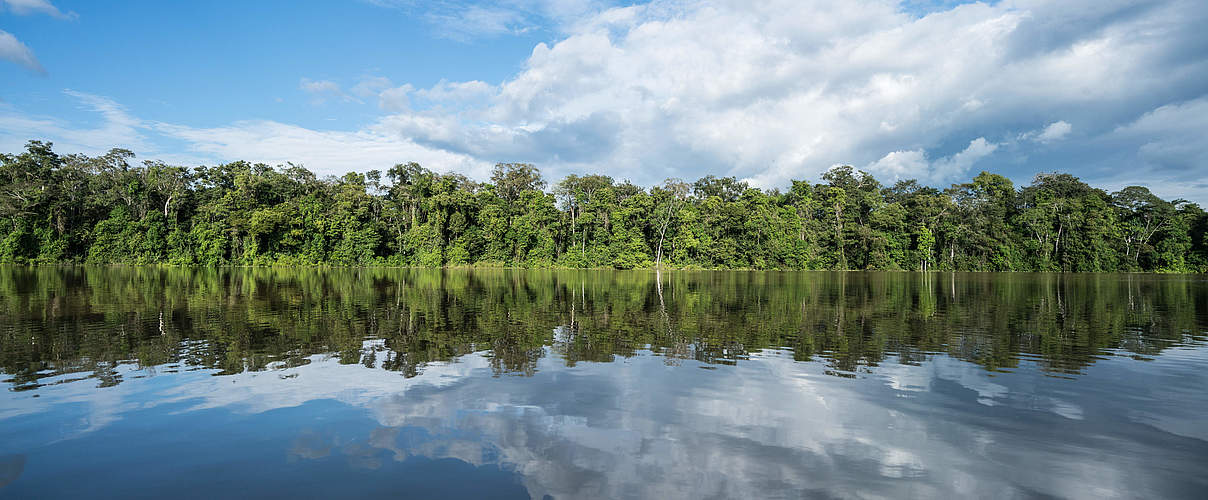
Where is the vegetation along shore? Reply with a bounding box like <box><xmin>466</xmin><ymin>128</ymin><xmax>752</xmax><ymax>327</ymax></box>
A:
<box><xmin>2</xmin><ymin>140</ymin><xmax>1205</xmax><ymax>272</ymax></box>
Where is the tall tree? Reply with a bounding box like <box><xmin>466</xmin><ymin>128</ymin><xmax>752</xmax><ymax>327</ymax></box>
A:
<box><xmin>652</xmin><ymin>178</ymin><xmax>689</xmax><ymax>269</ymax></box>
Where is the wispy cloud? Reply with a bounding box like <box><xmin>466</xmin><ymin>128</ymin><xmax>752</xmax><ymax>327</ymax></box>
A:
<box><xmin>299</xmin><ymin>78</ymin><xmax>362</xmax><ymax>105</ymax></box>
<box><xmin>1</xmin><ymin>0</ymin><xmax>77</xmax><ymax>20</ymax></box>
<box><xmin>0</xmin><ymin>90</ymin><xmax>146</xmax><ymax>153</ymax></box>
<box><xmin>350</xmin><ymin>76</ymin><xmax>393</xmax><ymax>99</ymax></box>
<box><xmin>0</xmin><ymin>29</ymin><xmax>46</xmax><ymax>74</ymax></box>
<box><xmin>0</xmin><ymin>89</ymin><xmax>490</xmax><ymax>178</ymax></box>
<box><xmin>154</xmin><ymin>118</ymin><xmax>491</xmax><ymax>178</ymax></box>
<box><xmin>365</xmin><ymin>0</ymin><xmax>612</xmax><ymax>40</ymax></box>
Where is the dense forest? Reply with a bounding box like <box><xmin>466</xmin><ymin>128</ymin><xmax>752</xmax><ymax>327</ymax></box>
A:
<box><xmin>2</xmin><ymin>140</ymin><xmax>1206</xmax><ymax>271</ymax></box>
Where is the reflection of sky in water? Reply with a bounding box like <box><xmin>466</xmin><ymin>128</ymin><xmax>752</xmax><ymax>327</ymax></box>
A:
<box><xmin>2</xmin><ymin>340</ymin><xmax>1206</xmax><ymax>499</ymax></box>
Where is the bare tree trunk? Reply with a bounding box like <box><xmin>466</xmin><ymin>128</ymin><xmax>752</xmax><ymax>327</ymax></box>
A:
<box><xmin>656</xmin><ymin>235</ymin><xmax>665</xmax><ymax>269</ymax></box>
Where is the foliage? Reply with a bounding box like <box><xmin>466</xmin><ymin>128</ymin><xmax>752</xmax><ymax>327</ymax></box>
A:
<box><xmin>1</xmin><ymin>141</ymin><xmax>1205</xmax><ymax>272</ymax></box>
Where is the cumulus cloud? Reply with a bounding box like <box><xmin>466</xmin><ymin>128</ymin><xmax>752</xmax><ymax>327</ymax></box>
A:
<box><xmin>1021</xmin><ymin>121</ymin><xmax>1073</xmax><ymax>143</ymax></box>
<box><xmin>867</xmin><ymin>137</ymin><xmax>998</xmax><ymax>183</ymax></box>
<box><xmin>377</xmin><ymin>83</ymin><xmax>414</xmax><ymax>112</ymax></box>
<box><xmin>0</xmin><ymin>29</ymin><xmax>45</xmax><ymax>74</ymax></box>
<box><xmin>346</xmin><ymin>0</ymin><xmax>1208</xmax><ymax>191</ymax></box>
<box><xmin>4</xmin><ymin>0</ymin><xmax>1208</xmax><ymax>200</ymax></box>
<box><xmin>1</xmin><ymin>0</ymin><xmax>76</xmax><ymax>19</ymax></box>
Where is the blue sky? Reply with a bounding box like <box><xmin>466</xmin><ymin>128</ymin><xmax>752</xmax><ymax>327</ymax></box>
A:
<box><xmin>2</xmin><ymin>0</ymin><xmax>1206</xmax><ymax>200</ymax></box>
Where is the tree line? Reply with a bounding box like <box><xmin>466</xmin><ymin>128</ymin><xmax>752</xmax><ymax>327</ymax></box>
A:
<box><xmin>2</xmin><ymin>140</ymin><xmax>1206</xmax><ymax>271</ymax></box>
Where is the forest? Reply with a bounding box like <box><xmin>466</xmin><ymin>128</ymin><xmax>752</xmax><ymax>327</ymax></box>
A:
<box><xmin>2</xmin><ymin>140</ymin><xmax>1206</xmax><ymax>272</ymax></box>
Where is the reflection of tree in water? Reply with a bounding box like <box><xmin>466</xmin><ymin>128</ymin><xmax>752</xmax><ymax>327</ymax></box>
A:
<box><xmin>0</xmin><ymin>454</ymin><xmax>25</xmax><ymax>490</ymax></box>
<box><xmin>0</xmin><ymin>267</ymin><xmax>1204</xmax><ymax>389</ymax></box>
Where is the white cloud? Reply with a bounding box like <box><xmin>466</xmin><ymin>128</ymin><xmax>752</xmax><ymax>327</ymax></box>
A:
<box><xmin>413</xmin><ymin>80</ymin><xmax>494</xmax><ymax>108</ymax></box>
<box><xmin>427</xmin><ymin>4</ymin><xmax>529</xmax><ymax>39</ymax></box>
<box><xmin>153</xmin><ymin>119</ymin><xmax>493</xmax><ymax>178</ymax></box>
<box><xmin>865</xmin><ymin>149</ymin><xmax>928</xmax><ymax>181</ymax></box>
<box><xmin>866</xmin><ymin>137</ymin><xmax>998</xmax><ymax>183</ymax></box>
<box><xmin>0</xmin><ymin>29</ymin><xmax>45</xmax><ymax>74</ymax></box>
<box><xmin>1037</xmin><ymin>121</ymin><xmax>1072</xmax><ymax>143</ymax></box>
<box><xmin>377</xmin><ymin>83</ymin><xmax>414</xmax><ymax>112</ymax></box>
<box><xmin>3</xmin><ymin>0</ymin><xmax>1208</xmax><ymax>200</ymax></box>
<box><xmin>0</xmin><ymin>90</ymin><xmax>492</xmax><ymax>178</ymax></box>
<box><xmin>0</xmin><ymin>90</ymin><xmax>146</xmax><ymax>153</ymax></box>
<box><xmin>1</xmin><ymin>0</ymin><xmax>76</xmax><ymax>19</ymax></box>
<box><xmin>1021</xmin><ymin>120</ymin><xmax>1072</xmax><ymax>143</ymax></box>
<box><xmin>343</xmin><ymin>0</ymin><xmax>1208</xmax><ymax>190</ymax></box>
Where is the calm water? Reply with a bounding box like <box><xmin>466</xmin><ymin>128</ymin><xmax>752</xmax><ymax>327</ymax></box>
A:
<box><xmin>1</xmin><ymin>268</ymin><xmax>1206</xmax><ymax>499</ymax></box>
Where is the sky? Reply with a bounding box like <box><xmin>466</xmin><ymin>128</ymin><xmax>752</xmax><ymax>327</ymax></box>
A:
<box><xmin>1</xmin><ymin>0</ymin><xmax>1206</xmax><ymax>200</ymax></box>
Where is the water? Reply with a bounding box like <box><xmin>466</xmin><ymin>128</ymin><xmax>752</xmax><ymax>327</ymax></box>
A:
<box><xmin>1</xmin><ymin>268</ymin><xmax>1206</xmax><ymax>499</ymax></box>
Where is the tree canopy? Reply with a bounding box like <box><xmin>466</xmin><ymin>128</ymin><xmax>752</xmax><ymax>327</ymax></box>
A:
<box><xmin>2</xmin><ymin>140</ymin><xmax>1205</xmax><ymax>272</ymax></box>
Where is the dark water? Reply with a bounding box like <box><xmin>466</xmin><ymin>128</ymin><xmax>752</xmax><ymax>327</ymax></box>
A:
<box><xmin>1</xmin><ymin>268</ymin><xmax>1206</xmax><ymax>499</ymax></box>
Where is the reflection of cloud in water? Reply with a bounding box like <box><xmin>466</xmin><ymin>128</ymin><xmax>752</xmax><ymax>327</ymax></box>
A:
<box><xmin>878</xmin><ymin>356</ymin><xmax>1008</xmax><ymax>403</ymax></box>
<box><xmin>288</xmin><ymin>430</ymin><xmax>333</xmax><ymax>461</ymax></box>
<box><xmin>877</xmin><ymin>355</ymin><xmax>1093</xmax><ymax>421</ymax></box>
<box><xmin>0</xmin><ymin>365</ymin><xmax>161</xmax><ymax>442</ymax></box>
<box><xmin>8</xmin><ymin>341</ymin><xmax>1208</xmax><ymax>499</ymax></box>
<box><xmin>1119</xmin><ymin>347</ymin><xmax>1208</xmax><ymax>442</ymax></box>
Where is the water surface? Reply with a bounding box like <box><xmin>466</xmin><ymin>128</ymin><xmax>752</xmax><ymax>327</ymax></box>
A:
<box><xmin>1</xmin><ymin>268</ymin><xmax>1206</xmax><ymax>498</ymax></box>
